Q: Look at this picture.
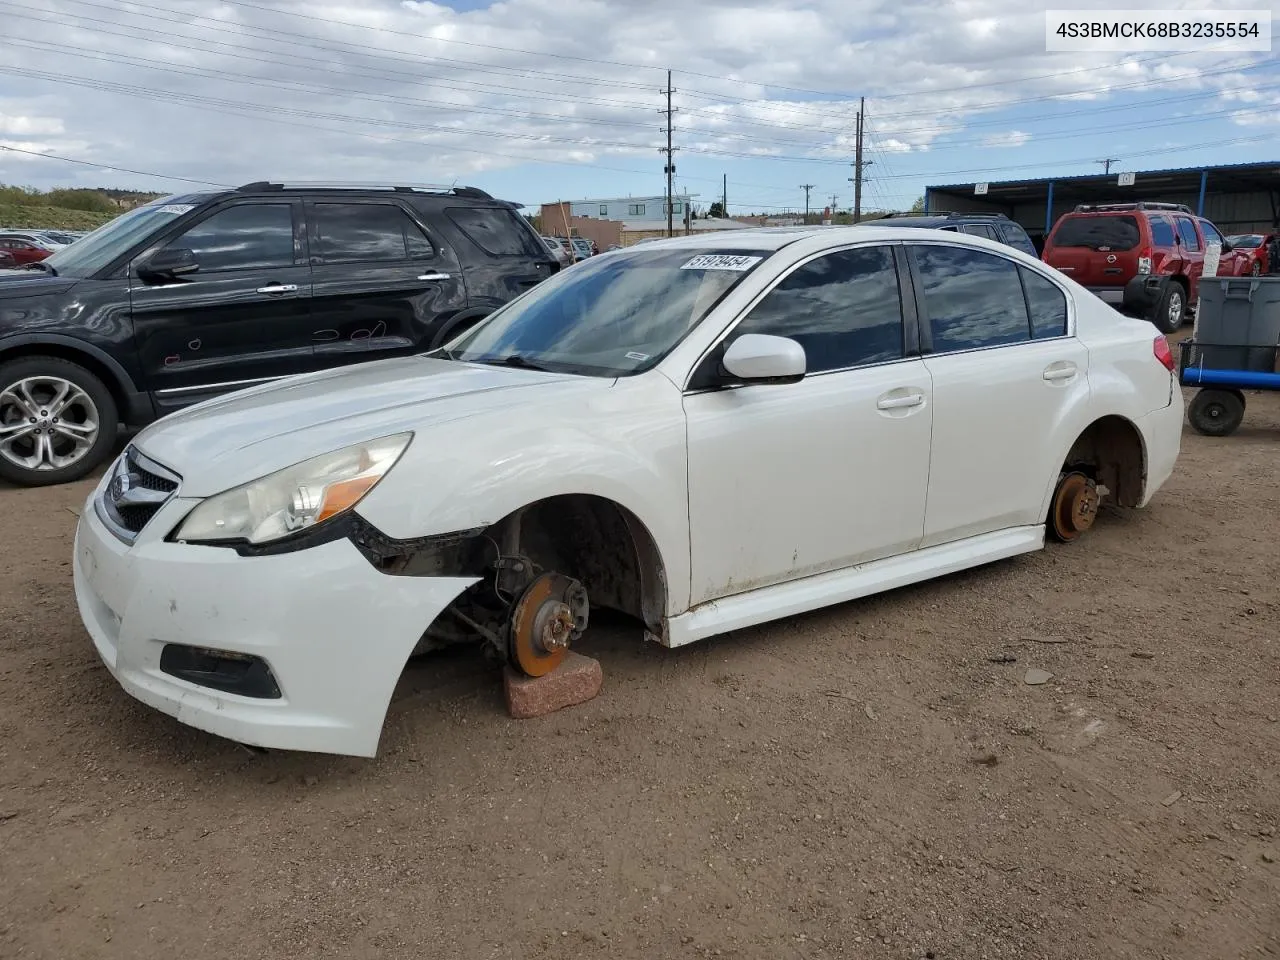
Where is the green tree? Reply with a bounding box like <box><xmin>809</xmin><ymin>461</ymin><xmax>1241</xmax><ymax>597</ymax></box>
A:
<box><xmin>707</xmin><ymin>201</ymin><xmax>726</xmax><ymax>219</ymax></box>
<box><xmin>910</xmin><ymin>195</ymin><xmax>926</xmax><ymax>214</ymax></box>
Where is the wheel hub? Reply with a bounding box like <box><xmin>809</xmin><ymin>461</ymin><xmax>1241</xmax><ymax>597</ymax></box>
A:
<box><xmin>1052</xmin><ymin>472</ymin><xmax>1099</xmax><ymax>542</ymax></box>
<box><xmin>508</xmin><ymin>572</ymin><xmax>590</xmax><ymax>677</ymax></box>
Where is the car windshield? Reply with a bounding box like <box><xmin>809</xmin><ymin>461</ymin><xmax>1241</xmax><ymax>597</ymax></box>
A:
<box><xmin>1226</xmin><ymin>234</ymin><xmax>1264</xmax><ymax>247</ymax></box>
<box><xmin>447</xmin><ymin>247</ymin><xmax>774</xmax><ymax>377</ymax></box>
<box><xmin>41</xmin><ymin>198</ymin><xmax>205</xmax><ymax>278</ymax></box>
<box><xmin>1051</xmin><ymin>215</ymin><xmax>1140</xmax><ymax>251</ymax></box>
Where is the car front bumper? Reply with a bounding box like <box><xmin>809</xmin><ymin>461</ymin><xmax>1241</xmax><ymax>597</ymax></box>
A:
<box><xmin>73</xmin><ymin>490</ymin><xmax>477</xmax><ymax>757</ymax></box>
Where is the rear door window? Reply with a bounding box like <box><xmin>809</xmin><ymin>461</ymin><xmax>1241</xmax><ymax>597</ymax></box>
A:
<box><xmin>1148</xmin><ymin>216</ymin><xmax>1176</xmax><ymax>247</ymax></box>
<box><xmin>1051</xmin><ymin>215</ymin><xmax>1140</xmax><ymax>251</ymax></box>
<box><xmin>911</xmin><ymin>244</ymin><xmax>1031</xmax><ymax>352</ymax></box>
<box><xmin>1176</xmin><ymin>218</ymin><xmax>1201</xmax><ymax>252</ymax></box>
<box><xmin>962</xmin><ymin>223</ymin><xmax>999</xmax><ymax>240</ymax></box>
<box><xmin>312</xmin><ymin>202</ymin><xmax>433</xmax><ymax>263</ymax></box>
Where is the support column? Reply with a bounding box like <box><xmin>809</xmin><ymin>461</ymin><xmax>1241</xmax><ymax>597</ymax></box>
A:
<box><xmin>1045</xmin><ymin>182</ymin><xmax>1055</xmax><ymax>235</ymax></box>
<box><xmin>1197</xmin><ymin>170</ymin><xmax>1208</xmax><ymax>216</ymax></box>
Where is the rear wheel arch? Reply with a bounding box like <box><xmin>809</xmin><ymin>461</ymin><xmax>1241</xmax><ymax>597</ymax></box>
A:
<box><xmin>429</xmin><ymin>309</ymin><xmax>490</xmax><ymax>349</ymax></box>
<box><xmin>1055</xmin><ymin>415</ymin><xmax>1147</xmax><ymax>509</ymax></box>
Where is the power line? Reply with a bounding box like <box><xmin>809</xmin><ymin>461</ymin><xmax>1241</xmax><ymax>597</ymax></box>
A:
<box><xmin>1</xmin><ymin>33</ymin><xmax>665</xmax><ymax>134</ymax></box>
<box><xmin>4</xmin><ymin>0</ymin><xmax>670</xmax><ymax>112</ymax></box>
<box><xmin>14</xmin><ymin>0</ymin><xmax>1272</xmax><ymax>147</ymax></box>
<box><xmin>20</xmin><ymin>0</ymin><xmax>1269</xmax><ymax>131</ymax></box>
<box><xmin>0</xmin><ymin>143</ymin><xmax>228</xmax><ymax>186</ymax></box>
<box><xmin>188</xmin><ymin>1</ymin><xmax>1260</xmax><ymax>106</ymax></box>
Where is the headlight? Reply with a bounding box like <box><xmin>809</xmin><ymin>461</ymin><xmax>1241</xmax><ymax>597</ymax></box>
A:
<box><xmin>173</xmin><ymin>433</ymin><xmax>412</xmax><ymax>545</ymax></box>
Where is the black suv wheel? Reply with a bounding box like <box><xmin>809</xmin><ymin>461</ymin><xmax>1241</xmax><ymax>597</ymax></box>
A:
<box><xmin>0</xmin><ymin>356</ymin><xmax>119</xmax><ymax>486</ymax></box>
<box><xmin>1151</xmin><ymin>282</ymin><xmax>1186</xmax><ymax>335</ymax></box>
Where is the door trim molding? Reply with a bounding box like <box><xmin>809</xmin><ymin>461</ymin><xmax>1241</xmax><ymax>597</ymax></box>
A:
<box><xmin>154</xmin><ymin>374</ymin><xmax>285</xmax><ymax>397</ymax></box>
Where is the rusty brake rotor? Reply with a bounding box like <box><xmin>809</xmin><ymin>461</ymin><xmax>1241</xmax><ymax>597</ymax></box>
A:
<box><xmin>1051</xmin><ymin>471</ymin><xmax>1099</xmax><ymax>543</ymax></box>
<box><xmin>508</xmin><ymin>572</ymin><xmax>590</xmax><ymax>677</ymax></box>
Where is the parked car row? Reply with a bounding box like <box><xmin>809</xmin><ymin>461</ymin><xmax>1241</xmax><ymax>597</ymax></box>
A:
<box><xmin>0</xmin><ymin>182</ymin><xmax>558</xmax><ymax>486</ymax></box>
<box><xmin>540</xmin><ymin>234</ymin><xmax>597</xmax><ymax>264</ymax></box>
<box><xmin>70</xmin><ymin>222</ymin><xmax>1183</xmax><ymax>756</ymax></box>
<box><xmin>0</xmin><ymin>231</ymin><xmax>67</xmax><ymax>267</ymax></box>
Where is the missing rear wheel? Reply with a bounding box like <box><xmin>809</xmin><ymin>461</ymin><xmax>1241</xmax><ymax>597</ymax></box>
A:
<box><xmin>1048</xmin><ymin>471</ymin><xmax>1100</xmax><ymax>543</ymax></box>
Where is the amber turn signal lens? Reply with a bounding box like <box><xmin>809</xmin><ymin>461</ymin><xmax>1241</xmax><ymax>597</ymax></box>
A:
<box><xmin>315</xmin><ymin>475</ymin><xmax>381</xmax><ymax>523</ymax></box>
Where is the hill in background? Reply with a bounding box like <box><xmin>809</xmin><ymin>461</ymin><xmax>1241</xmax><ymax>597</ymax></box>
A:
<box><xmin>0</xmin><ymin>185</ymin><xmax>161</xmax><ymax>231</ymax></box>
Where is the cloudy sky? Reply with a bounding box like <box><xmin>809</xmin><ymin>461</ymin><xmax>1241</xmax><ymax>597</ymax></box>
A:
<box><xmin>0</xmin><ymin>0</ymin><xmax>1276</xmax><ymax>214</ymax></box>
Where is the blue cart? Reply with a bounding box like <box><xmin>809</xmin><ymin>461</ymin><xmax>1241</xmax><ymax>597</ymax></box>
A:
<box><xmin>1179</xmin><ymin>340</ymin><xmax>1280</xmax><ymax>436</ymax></box>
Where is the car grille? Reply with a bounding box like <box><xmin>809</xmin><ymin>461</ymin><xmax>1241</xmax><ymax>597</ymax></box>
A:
<box><xmin>95</xmin><ymin>446</ymin><xmax>181</xmax><ymax>544</ymax></box>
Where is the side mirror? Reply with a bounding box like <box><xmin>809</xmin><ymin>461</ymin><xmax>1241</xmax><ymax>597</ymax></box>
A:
<box><xmin>1220</xmin><ymin>240</ymin><xmax>1233</xmax><ymax>252</ymax></box>
<box><xmin>721</xmin><ymin>333</ymin><xmax>806</xmax><ymax>384</ymax></box>
<box><xmin>137</xmin><ymin>247</ymin><xmax>199</xmax><ymax>281</ymax></box>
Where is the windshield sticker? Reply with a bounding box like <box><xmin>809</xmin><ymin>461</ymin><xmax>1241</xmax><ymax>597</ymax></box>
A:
<box><xmin>624</xmin><ymin>351</ymin><xmax>650</xmax><ymax>362</ymax></box>
<box><xmin>156</xmin><ymin>204</ymin><xmax>196</xmax><ymax>215</ymax></box>
<box><xmin>680</xmin><ymin>254</ymin><xmax>763</xmax><ymax>272</ymax></box>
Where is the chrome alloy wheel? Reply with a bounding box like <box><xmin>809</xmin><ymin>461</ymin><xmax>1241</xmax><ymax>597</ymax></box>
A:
<box><xmin>0</xmin><ymin>376</ymin><xmax>101</xmax><ymax>472</ymax></box>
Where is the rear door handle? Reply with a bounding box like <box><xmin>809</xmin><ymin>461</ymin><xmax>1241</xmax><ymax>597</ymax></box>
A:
<box><xmin>417</xmin><ymin>273</ymin><xmax>451</xmax><ymax>281</ymax></box>
<box><xmin>1043</xmin><ymin>361</ymin><xmax>1078</xmax><ymax>382</ymax></box>
<box><xmin>876</xmin><ymin>393</ymin><xmax>925</xmax><ymax>410</ymax></box>
<box><xmin>257</xmin><ymin>283</ymin><xmax>298</xmax><ymax>295</ymax></box>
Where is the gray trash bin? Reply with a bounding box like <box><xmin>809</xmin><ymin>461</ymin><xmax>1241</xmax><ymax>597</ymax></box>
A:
<box><xmin>1192</xmin><ymin>277</ymin><xmax>1280</xmax><ymax>373</ymax></box>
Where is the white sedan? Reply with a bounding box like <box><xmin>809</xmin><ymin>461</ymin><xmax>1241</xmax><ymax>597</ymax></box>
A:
<box><xmin>72</xmin><ymin>226</ymin><xmax>1183</xmax><ymax>757</ymax></box>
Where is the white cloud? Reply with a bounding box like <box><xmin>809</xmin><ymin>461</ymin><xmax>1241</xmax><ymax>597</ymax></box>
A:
<box><xmin>981</xmin><ymin>129</ymin><xmax>1031</xmax><ymax>148</ymax></box>
<box><xmin>0</xmin><ymin>114</ymin><xmax>64</xmax><ymax>136</ymax></box>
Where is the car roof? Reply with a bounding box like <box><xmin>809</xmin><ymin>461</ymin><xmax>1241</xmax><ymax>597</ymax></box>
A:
<box><xmin>865</xmin><ymin>215</ymin><xmax>1013</xmax><ymax>229</ymax></box>
<box><xmin>613</xmin><ymin>223</ymin><xmax>1022</xmax><ymax>252</ymax></box>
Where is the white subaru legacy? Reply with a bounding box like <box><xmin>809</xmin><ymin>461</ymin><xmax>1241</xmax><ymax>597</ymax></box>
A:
<box><xmin>73</xmin><ymin>226</ymin><xmax>1183</xmax><ymax>757</ymax></box>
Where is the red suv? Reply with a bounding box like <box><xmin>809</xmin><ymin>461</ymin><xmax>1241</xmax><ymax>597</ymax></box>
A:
<box><xmin>1042</xmin><ymin>202</ymin><xmax>1249</xmax><ymax>334</ymax></box>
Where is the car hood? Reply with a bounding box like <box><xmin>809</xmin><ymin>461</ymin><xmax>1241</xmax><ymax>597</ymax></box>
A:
<box><xmin>0</xmin><ymin>271</ymin><xmax>77</xmax><ymax>294</ymax></box>
<box><xmin>133</xmin><ymin>356</ymin><xmax>609</xmax><ymax>497</ymax></box>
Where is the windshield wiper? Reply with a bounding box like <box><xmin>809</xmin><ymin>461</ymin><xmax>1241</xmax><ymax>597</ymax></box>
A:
<box><xmin>467</xmin><ymin>354</ymin><xmax>554</xmax><ymax>372</ymax></box>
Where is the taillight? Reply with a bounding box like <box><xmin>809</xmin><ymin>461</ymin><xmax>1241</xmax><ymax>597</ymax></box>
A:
<box><xmin>1137</xmin><ymin>245</ymin><xmax>1153</xmax><ymax>275</ymax></box>
<box><xmin>1153</xmin><ymin>334</ymin><xmax>1175</xmax><ymax>371</ymax></box>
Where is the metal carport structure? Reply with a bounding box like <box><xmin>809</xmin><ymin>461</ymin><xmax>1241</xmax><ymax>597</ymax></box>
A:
<box><xmin>924</xmin><ymin>161</ymin><xmax>1280</xmax><ymax>247</ymax></box>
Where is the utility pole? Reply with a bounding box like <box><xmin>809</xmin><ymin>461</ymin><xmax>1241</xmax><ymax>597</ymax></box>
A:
<box><xmin>659</xmin><ymin>70</ymin><xmax>679</xmax><ymax>238</ymax></box>
<box><xmin>829</xmin><ymin>193</ymin><xmax>839</xmax><ymax>215</ymax></box>
<box><xmin>849</xmin><ymin>96</ymin><xmax>873</xmax><ymax>222</ymax></box>
<box><xmin>800</xmin><ymin>183</ymin><xmax>815</xmax><ymax>223</ymax></box>
<box><xmin>723</xmin><ymin>173</ymin><xmax>727</xmax><ymax>217</ymax></box>
<box><xmin>1097</xmin><ymin>158</ymin><xmax>1120</xmax><ymax>174</ymax></box>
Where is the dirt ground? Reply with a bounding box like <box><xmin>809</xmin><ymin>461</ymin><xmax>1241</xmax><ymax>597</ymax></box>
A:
<box><xmin>1</xmin><ymin>385</ymin><xmax>1278</xmax><ymax>960</ymax></box>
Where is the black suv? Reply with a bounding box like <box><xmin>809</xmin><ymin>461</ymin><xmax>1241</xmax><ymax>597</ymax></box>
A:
<box><xmin>0</xmin><ymin>181</ymin><xmax>557</xmax><ymax>486</ymax></box>
<box><xmin>863</xmin><ymin>211</ymin><xmax>1039</xmax><ymax>257</ymax></box>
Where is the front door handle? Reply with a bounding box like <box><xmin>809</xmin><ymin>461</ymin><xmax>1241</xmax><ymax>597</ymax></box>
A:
<box><xmin>257</xmin><ymin>283</ymin><xmax>298</xmax><ymax>295</ymax></box>
<box><xmin>417</xmin><ymin>273</ymin><xmax>451</xmax><ymax>281</ymax></box>
<box><xmin>1043</xmin><ymin>361</ymin><xmax>1078</xmax><ymax>382</ymax></box>
<box><xmin>877</xmin><ymin>393</ymin><xmax>925</xmax><ymax>410</ymax></box>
